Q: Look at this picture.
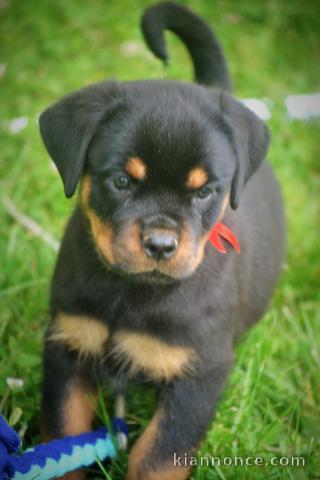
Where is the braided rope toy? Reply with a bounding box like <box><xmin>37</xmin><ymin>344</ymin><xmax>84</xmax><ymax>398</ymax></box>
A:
<box><xmin>0</xmin><ymin>415</ymin><xmax>127</xmax><ymax>480</ymax></box>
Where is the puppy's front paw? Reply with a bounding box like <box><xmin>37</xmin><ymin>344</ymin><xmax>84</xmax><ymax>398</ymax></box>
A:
<box><xmin>127</xmin><ymin>461</ymin><xmax>190</xmax><ymax>480</ymax></box>
<box><xmin>126</xmin><ymin>408</ymin><xmax>190</xmax><ymax>480</ymax></box>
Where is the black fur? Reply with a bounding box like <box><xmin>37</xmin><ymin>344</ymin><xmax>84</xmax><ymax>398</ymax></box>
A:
<box><xmin>40</xmin><ymin>3</ymin><xmax>285</xmax><ymax>479</ymax></box>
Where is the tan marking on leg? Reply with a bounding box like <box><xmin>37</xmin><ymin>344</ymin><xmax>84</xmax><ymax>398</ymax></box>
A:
<box><xmin>127</xmin><ymin>409</ymin><xmax>162</xmax><ymax>480</ymax></box>
<box><xmin>49</xmin><ymin>313</ymin><xmax>109</xmax><ymax>358</ymax></box>
<box><xmin>111</xmin><ymin>331</ymin><xmax>196</xmax><ymax>381</ymax></box>
<box><xmin>63</xmin><ymin>381</ymin><xmax>97</xmax><ymax>436</ymax></box>
<box><xmin>127</xmin><ymin>409</ymin><xmax>190</xmax><ymax>480</ymax></box>
<box><xmin>51</xmin><ymin>382</ymin><xmax>97</xmax><ymax>480</ymax></box>
<box><xmin>41</xmin><ymin>381</ymin><xmax>96</xmax><ymax>439</ymax></box>
<box><xmin>126</xmin><ymin>156</ymin><xmax>147</xmax><ymax>181</ymax></box>
<box><xmin>186</xmin><ymin>167</ymin><xmax>208</xmax><ymax>190</ymax></box>
<box><xmin>41</xmin><ymin>378</ymin><xmax>97</xmax><ymax>479</ymax></box>
<box><xmin>80</xmin><ymin>176</ymin><xmax>115</xmax><ymax>264</ymax></box>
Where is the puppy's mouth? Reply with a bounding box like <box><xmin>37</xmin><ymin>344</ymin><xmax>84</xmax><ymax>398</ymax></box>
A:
<box><xmin>104</xmin><ymin>261</ymin><xmax>179</xmax><ymax>284</ymax></box>
<box><xmin>129</xmin><ymin>269</ymin><xmax>179</xmax><ymax>285</ymax></box>
<box><xmin>109</xmin><ymin>246</ymin><xmax>203</xmax><ymax>282</ymax></box>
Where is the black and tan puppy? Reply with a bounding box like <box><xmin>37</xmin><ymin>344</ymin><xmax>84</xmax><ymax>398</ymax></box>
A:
<box><xmin>39</xmin><ymin>3</ymin><xmax>285</xmax><ymax>479</ymax></box>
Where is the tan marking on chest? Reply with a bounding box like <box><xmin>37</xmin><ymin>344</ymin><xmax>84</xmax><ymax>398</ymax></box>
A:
<box><xmin>126</xmin><ymin>156</ymin><xmax>147</xmax><ymax>181</ymax></box>
<box><xmin>49</xmin><ymin>313</ymin><xmax>109</xmax><ymax>358</ymax></box>
<box><xmin>111</xmin><ymin>331</ymin><xmax>196</xmax><ymax>381</ymax></box>
<box><xmin>186</xmin><ymin>167</ymin><xmax>208</xmax><ymax>190</ymax></box>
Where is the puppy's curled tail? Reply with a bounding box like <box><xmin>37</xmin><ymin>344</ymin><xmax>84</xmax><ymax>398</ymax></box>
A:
<box><xmin>141</xmin><ymin>1</ymin><xmax>231</xmax><ymax>91</ymax></box>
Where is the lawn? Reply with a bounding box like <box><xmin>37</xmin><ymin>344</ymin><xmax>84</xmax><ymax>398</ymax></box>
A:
<box><xmin>0</xmin><ymin>0</ymin><xmax>319</xmax><ymax>479</ymax></box>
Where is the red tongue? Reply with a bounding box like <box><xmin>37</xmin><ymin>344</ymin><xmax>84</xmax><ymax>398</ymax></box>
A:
<box><xmin>208</xmin><ymin>222</ymin><xmax>240</xmax><ymax>254</ymax></box>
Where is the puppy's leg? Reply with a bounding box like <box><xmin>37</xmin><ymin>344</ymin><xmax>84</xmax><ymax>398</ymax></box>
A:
<box><xmin>127</xmin><ymin>363</ymin><xmax>231</xmax><ymax>480</ymax></box>
<box><xmin>41</xmin><ymin>339</ymin><xmax>98</xmax><ymax>480</ymax></box>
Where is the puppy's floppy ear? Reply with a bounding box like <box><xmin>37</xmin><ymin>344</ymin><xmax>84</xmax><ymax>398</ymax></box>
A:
<box><xmin>220</xmin><ymin>92</ymin><xmax>270</xmax><ymax>209</ymax></box>
<box><xmin>39</xmin><ymin>81</ymin><xmax>119</xmax><ymax>198</ymax></box>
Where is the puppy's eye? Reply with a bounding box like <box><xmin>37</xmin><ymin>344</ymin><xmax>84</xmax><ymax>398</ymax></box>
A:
<box><xmin>197</xmin><ymin>186</ymin><xmax>213</xmax><ymax>200</ymax></box>
<box><xmin>113</xmin><ymin>174</ymin><xmax>130</xmax><ymax>190</ymax></box>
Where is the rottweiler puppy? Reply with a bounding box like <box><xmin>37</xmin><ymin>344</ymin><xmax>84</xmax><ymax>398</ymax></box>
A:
<box><xmin>39</xmin><ymin>2</ymin><xmax>285</xmax><ymax>479</ymax></box>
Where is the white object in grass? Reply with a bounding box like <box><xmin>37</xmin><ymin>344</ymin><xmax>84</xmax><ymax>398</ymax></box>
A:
<box><xmin>8</xmin><ymin>116</ymin><xmax>29</xmax><ymax>134</ymax></box>
<box><xmin>121</xmin><ymin>40</ymin><xmax>145</xmax><ymax>57</ymax></box>
<box><xmin>6</xmin><ymin>378</ymin><xmax>24</xmax><ymax>389</ymax></box>
<box><xmin>286</xmin><ymin>93</ymin><xmax>320</xmax><ymax>120</ymax></box>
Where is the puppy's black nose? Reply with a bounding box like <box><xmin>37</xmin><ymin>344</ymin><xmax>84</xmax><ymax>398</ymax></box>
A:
<box><xmin>142</xmin><ymin>232</ymin><xmax>178</xmax><ymax>260</ymax></box>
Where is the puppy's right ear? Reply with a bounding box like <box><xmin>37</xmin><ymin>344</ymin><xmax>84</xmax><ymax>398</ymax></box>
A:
<box><xmin>39</xmin><ymin>81</ymin><xmax>119</xmax><ymax>198</ymax></box>
<box><xmin>220</xmin><ymin>92</ymin><xmax>270</xmax><ymax>210</ymax></box>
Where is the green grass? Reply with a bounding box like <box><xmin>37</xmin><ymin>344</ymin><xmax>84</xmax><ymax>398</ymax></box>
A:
<box><xmin>0</xmin><ymin>0</ymin><xmax>319</xmax><ymax>479</ymax></box>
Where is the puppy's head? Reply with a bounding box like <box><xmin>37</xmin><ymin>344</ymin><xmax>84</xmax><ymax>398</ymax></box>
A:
<box><xmin>40</xmin><ymin>81</ymin><xmax>269</xmax><ymax>282</ymax></box>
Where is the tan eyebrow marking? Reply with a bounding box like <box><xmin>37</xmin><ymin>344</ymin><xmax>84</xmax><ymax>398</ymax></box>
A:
<box><xmin>126</xmin><ymin>156</ymin><xmax>147</xmax><ymax>181</ymax></box>
<box><xmin>186</xmin><ymin>167</ymin><xmax>208</xmax><ymax>190</ymax></box>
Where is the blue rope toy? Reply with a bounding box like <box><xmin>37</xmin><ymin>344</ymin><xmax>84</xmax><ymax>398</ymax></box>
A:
<box><xmin>0</xmin><ymin>415</ymin><xmax>127</xmax><ymax>480</ymax></box>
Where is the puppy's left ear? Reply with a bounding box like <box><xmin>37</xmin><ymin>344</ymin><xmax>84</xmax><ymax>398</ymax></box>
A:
<box><xmin>221</xmin><ymin>93</ymin><xmax>270</xmax><ymax>209</ymax></box>
<box><xmin>39</xmin><ymin>81</ymin><xmax>119</xmax><ymax>198</ymax></box>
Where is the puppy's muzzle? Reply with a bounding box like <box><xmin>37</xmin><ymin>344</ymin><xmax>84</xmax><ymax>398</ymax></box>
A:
<box><xmin>142</xmin><ymin>231</ymin><xmax>178</xmax><ymax>260</ymax></box>
<box><xmin>141</xmin><ymin>215</ymin><xmax>179</xmax><ymax>261</ymax></box>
